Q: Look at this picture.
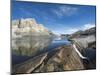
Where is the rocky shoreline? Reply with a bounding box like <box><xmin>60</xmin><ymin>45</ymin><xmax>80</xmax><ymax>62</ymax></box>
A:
<box><xmin>12</xmin><ymin>27</ymin><xmax>96</xmax><ymax>74</ymax></box>
<box><xmin>12</xmin><ymin>45</ymin><xmax>83</xmax><ymax>74</ymax></box>
<box><xmin>12</xmin><ymin>44</ymin><xmax>95</xmax><ymax>74</ymax></box>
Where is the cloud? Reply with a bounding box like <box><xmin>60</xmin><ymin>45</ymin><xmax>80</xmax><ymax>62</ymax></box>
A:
<box><xmin>82</xmin><ymin>24</ymin><xmax>95</xmax><ymax>30</ymax></box>
<box><xmin>53</xmin><ymin>5</ymin><xmax>78</xmax><ymax>18</ymax></box>
<box><xmin>65</xmin><ymin>23</ymin><xmax>95</xmax><ymax>34</ymax></box>
<box><xmin>53</xmin><ymin>24</ymin><xmax>95</xmax><ymax>34</ymax></box>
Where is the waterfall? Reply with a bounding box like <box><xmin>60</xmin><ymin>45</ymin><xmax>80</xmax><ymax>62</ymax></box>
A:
<box><xmin>72</xmin><ymin>44</ymin><xmax>87</xmax><ymax>59</ymax></box>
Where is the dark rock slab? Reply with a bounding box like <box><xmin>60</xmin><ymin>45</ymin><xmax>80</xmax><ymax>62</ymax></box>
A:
<box><xmin>12</xmin><ymin>52</ymin><xmax>48</xmax><ymax>74</ymax></box>
<box><xmin>33</xmin><ymin>45</ymin><xmax>85</xmax><ymax>72</ymax></box>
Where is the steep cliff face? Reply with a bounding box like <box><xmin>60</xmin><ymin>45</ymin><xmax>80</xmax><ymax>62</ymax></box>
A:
<box><xmin>12</xmin><ymin>18</ymin><xmax>51</xmax><ymax>38</ymax></box>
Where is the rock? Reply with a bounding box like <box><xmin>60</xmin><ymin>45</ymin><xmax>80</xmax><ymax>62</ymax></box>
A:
<box><xmin>33</xmin><ymin>45</ymin><xmax>85</xmax><ymax>72</ymax></box>
<box><xmin>67</xmin><ymin>27</ymin><xmax>96</xmax><ymax>69</ymax></box>
<box><xmin>72</xmin><ymin>35</ymin><xmax>96</xmax><ymax>51</ymax></box>
<box><xmin>12</xmin><ymin>18</ymin><xmax>52</xmax><ymax>38</ymax></box>
<box><xmin>13</xmin><ymin>44</ymin><xmax>94</xmax><ymax>74</ymax></box>
<box><xmin>67</xmin><ymin>27</ymin><xmax>96</xmax><ymax>51</ymax></box>
<box><xmin>12</xmin><ymin>52</ymin><xmax>48</xmax><ymax>74</ymax></box>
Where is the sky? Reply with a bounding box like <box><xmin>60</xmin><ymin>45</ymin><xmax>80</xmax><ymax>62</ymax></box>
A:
<box><xmin>12</xmin><ymin>1</ymin><xmax>96</xmax><ymax>34</ymax></box>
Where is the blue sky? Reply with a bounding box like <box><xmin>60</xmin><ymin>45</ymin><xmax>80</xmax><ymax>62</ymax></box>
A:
<box><xmin>12</xmin><ymin>1</ymin><xmax>96</xmax><ymax>34</ymax></box>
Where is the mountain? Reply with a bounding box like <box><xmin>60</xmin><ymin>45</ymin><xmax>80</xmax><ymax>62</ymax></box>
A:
<box><xmin>67</xmin><ymin>27</ymin><xmax>96</xmax><ymax>39</ymax></box>
<box><xmin>12</xmin><ymin>18</ymin><xmax>52</xmax><ymax>38</ymax></box>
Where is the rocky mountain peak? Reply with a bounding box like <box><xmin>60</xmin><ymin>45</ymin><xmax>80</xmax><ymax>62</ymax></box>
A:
<box><xmin>12</xmin><ymin>18</ymin><xmax>52</xmax><ymax>38</ymax></box>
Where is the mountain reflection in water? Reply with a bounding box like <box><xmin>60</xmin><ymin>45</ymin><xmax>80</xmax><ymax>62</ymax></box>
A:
<box><xmin>12</xmin><ymin>36</ymin><xmax>70</xmax><ymax>65</ymax></box>
<box><xmin>12</xmin><ymin>36</ymin><xmax>52</xmax><ymax>56</ymax></box>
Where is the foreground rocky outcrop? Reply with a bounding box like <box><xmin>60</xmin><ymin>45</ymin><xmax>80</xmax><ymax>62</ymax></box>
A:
<box><xmin>12</xmin><ymin>45</ymin><xmax>85</xmax><ymax>74</ymax></box>
<box><xmin>37</xmin><ymin>45</ymin><xmax>84</xmax><ymax>72</ymax></box>
<box><xmin>12</xmin><ymin>44</ymin><xmax>95</xmax><ymax>74</ymax></box>
<box><xmin>12</xmin><ymin>53</ymin><xmax>48</xmax><ymax>74</ymax></box>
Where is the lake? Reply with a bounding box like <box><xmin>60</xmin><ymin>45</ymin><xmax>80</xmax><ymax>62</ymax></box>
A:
<box><xmin>12</xmin><ymin>36</ymin><xmax>70</xmax><ymax>65</ymax></box>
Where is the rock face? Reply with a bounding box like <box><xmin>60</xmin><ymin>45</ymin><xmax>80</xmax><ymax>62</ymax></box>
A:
<box><xmin>12</xmin><ymin>18</ymin><xmax>51</xmax><ymax>38</ymax></box>
<box><xmin>13</xmin><ymin>53</ymin><xmax>48</xmax><ymax>74</ymax></box>
<box><xmin>38</xmin><ymin>45</ymin><xmax>84</xmax><ymax>72</ymax></box>
<box><xmin>12</xmin><ymin>45</ymin><xmax>85</xmax><ymax>74</ymax></box>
